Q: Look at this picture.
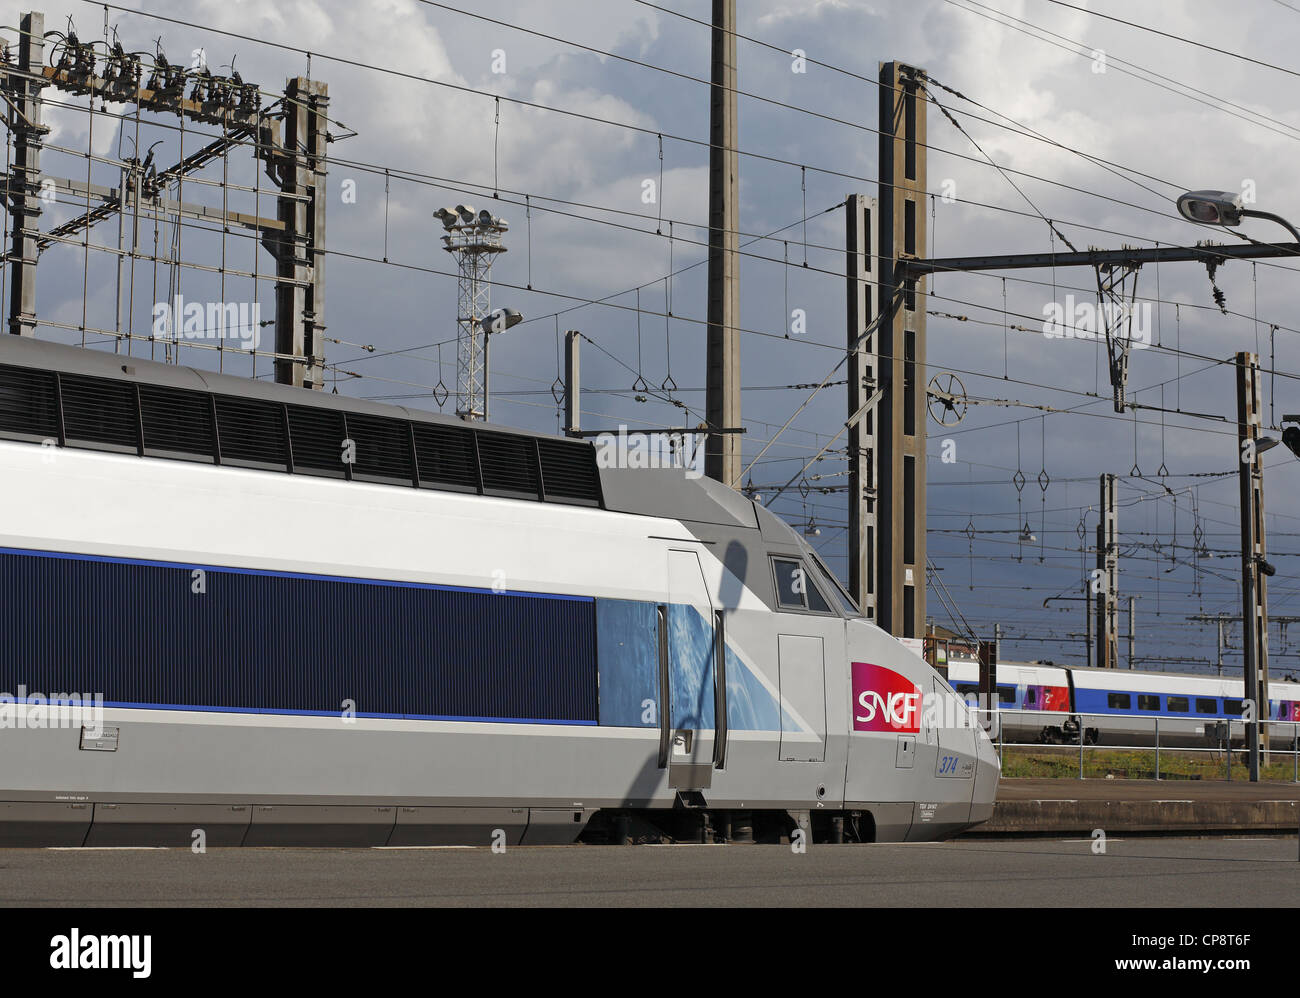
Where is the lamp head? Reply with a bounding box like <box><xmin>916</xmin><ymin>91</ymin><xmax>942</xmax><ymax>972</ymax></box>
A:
<box><xmin>480</xmin><ymin>307</ymin><xmax>524</xmax><ymax>334</ymax></box>
<box><xmin>1177</xmin><ymin>190</ymin><xmax>1243</xmax><ymax>227</ymax></box>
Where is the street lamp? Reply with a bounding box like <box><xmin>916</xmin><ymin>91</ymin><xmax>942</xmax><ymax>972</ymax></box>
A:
<box><xmin>1176</xmin><ymin>190</ymin><xmax>1300</xmax><ymax>242</ymax></box>
<box><xmin>477</xmin><ymin>307</ymin><xmax>524</xmax><ymax>422</ymax></box>
<box><xmin>1177</xmin><ymin>193</ymin><xmax>1298</xmax><ymax>780</ymax></box>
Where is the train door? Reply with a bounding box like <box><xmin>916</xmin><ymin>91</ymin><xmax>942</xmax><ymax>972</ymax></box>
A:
<box><xmin>777</xmin><ymin>634</ymin><xmax>826</xmax><ymax>762</ymax></box>
<box><xmin>664</xmin><ymin>550</ymin><xmax>717</xmax><ymax>790</ymax></box>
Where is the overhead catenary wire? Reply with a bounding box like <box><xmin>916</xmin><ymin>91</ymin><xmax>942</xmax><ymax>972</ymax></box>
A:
<box><xmin>21</xmin><ymin>2</ymin><xmax>1299</xmax><ymax>670</ymax></box>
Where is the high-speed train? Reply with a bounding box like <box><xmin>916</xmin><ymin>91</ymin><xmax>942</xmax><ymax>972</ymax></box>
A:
<box><xmin>0</xmin><ymin>336</ymin><xmax>997</xmax><ymax>847</ymax></box>
<box><xmin>946</xmin><ymin>660</ymin><xmax>1300</xmax><ymax>749</ymax></box>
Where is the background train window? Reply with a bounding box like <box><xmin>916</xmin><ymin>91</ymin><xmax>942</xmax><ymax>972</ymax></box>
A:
<box><xmin>1138</xmin><ymin>694</ymin><xmax>1160</xmax><ymax>711</ymax></box>
<box><xmin>1026</xmin><ymin>687</ymin><xmax>1037</xmax><ymax>705</ymax></box>
<box><xmin>997</xmin><ymin>686</ymin><xmax>1015</xmax><ymax>704</ymax></box>
<box><xmin>1107</xmin><ymin>693</ymin><xmax>1131</xmax><ymax>710</ymax></box>
<box><xmin>1224</xmin><ymin>699</ymin><xmax>1244</xmax><ymax>716</ymax></box>
<box><xmin>955</xmin><ymin>684</ymin><xmax>978</xmax><ymax>697</ymax></box>
<box><xmin>772</xmin><ymin>558</ymin><xmax>807</xmax><ymax>609</ymax></box>
<box><xmin>1166</xmin><ymin>696</ymin><xmax>1189</xmax><ymax>713</ymax></box>
<box><xmin>1196</xmin><ymin>698</ymin><xmax>1218</xmax><ymax>714</ymax></box>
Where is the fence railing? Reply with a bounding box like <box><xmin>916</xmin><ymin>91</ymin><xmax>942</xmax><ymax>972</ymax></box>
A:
<box><xmin>964</xmin><ymin>708</ymin><xmax>1300</xmax><ymax>782</ymax></box>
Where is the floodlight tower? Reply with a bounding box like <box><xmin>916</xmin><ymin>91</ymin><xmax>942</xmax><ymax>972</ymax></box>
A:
<box><xmin>435</xmin><ymin>205</ymin><xmax>509</xmax><ymax>420</ymax></box>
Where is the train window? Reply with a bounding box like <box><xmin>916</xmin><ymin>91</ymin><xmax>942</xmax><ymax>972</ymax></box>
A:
<box><xmin>997</xmin><ymin>686</ymin><xmax>1015</xmax><ymax>704</ymax></box>
<box><xmin>1166</xmin><ymin>697</ymin><xmax>1189</xmax><ymax>713</ymax></box>
<box><xmin>1196</xmin><ymin>698</ymin><xmax>1218</xmax><ymax>714</ymax></box>
<box><xmin>772</xmin><ymin>558</ymin><xmax>807</xmax><ymax>610</ymax></box>
<box><xmin>1224</xmin><ymin>699</ymin><xmax>1244</xmax><ymax>716</ymax></box>
<box><xmin>808</xmin><ymin>550</ymin><xmax>860</xmax><ymax>616</ymax></box>
<box><xmin>806</xmin><ymin>576</ymin><xmax>834</xmax><ymax>614</ymax></box>
<box><xmin>955</xmin><ymin>684</ymin><xmax>978</xmax><ymax>697</ymax></box>
<box><xmin>1026</xmin><ymin>687</ymin><xmax>1037</xmax><ymax>705</ymax></box>
<box><xmin>1138</xmin><ymin>695</ymin><xmax>1160</xmax><ymax>711</ymax></box>
<box><xmin>771</xmin><ymin>557</ymin><xmax>835</xmax><ymax>614</ymax></box>
<box><xmin>1107</xmin><ymin>693</ymin><xmax>1131</xmax><ymax>710</ymax></box>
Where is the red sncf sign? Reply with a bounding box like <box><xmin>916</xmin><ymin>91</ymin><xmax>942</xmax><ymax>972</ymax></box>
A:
<box><xmin>852</xmin><ymin>662</ymin><xmax>922</xmax><ymax>733</ymax></box>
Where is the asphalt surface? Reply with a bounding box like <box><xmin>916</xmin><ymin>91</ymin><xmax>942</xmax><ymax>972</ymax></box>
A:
<box><xmin>2</xmin><ymin>837</ymin><xmax>1297</xmax><ymax>906</ymax></box>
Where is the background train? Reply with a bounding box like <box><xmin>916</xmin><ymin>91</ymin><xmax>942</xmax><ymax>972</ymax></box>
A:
<box><xmin>945</xmin><ymin>660</ymin><xmax>1300</xmax><ymax>749</ymax></box>
<box><xmin>0</xmin><ymin>336</ymin><xmax>998</xmax><ymax>847</ymax></box>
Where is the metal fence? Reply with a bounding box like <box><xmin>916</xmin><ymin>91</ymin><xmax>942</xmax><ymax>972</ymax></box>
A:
<box><xmin>970</xmin><ymin>708</ymin><xmax>1300</xmax><ymax>782</ymax></box>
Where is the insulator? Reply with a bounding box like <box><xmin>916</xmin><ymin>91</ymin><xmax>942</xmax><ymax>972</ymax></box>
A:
<box><xmin>146</xmin><ymin>53</ymin><xmax>168</xmax><ymax>92</ymax></box>
<box><xmin>189</xmin><ymin>69</ymin><xmax>213</xmax><ymax>103</ymax></box>
<box><xmin>70</xmin><ymin>40</ymin><xmax>95</xmax><ymax>77</ymax></box>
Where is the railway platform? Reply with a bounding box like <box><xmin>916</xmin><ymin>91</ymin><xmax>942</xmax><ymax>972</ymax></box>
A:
<box><xmin>968</xmin><ymin>779</ymin><xmax>1300</xmax><ymax>836</ymax></box>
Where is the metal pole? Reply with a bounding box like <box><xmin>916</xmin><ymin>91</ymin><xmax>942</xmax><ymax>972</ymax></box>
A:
<box><xmin>1079</xmin><ymin>715</ymin><xmax>1084</xmax><ymax>780</ymax></box>
<box><xmin>844</xmin><ymin>194</ymin><xmax>878</xmax><ymax>621</ymax></box>
<box><xmin>273</xmin><ymin>77</ymin><xmax>328</xmax><ymax>389</ymax></box>
<box><xmin>876</xmin><ymin>61</ymin><xmax>928</xmax><ymax>639</ymax></box>
<box><xmin>1095</xmin><ymin>474</ymin><xmax>1118</xmax><ymax>669</ymax></box>
<box><xmin>705</xmin><ymin>0</ymin><xmax>740</xmax><ymax>485</ymax></box>
<box><xmin>564</xmin><ymin>330</ymin><xmax>580</xmax><ymax>437</ymax></box>
<box><xmin>1218</xmin><ymin>619</ymin><xmax>1224</xmax><ymax>677</ymax></box>
<box><xmin>483</xmin><ymin>331</ymin><xmax>491</xmax><ymax>422</ymax></box>
<box><xmin>1085</xmin><ymin>579</ymin><xmax>1092</xmax><ymax>669</ymax></box>
<box><xmin>1237</xmin><ymin>352</ymin><xmax>1263</xmax><ymax>782</ymax></box>
<box><xmin>8</xmin><ymin>11</ymin><xmax>44</xmax><ymax>337</ymax></box>
<box><xmin>1155</xmin><ymin>717</ymin><xmax>1160</xmax><ymax>781</ymax></box>
<box><xmin>115</xmin><ymin>165</ymin><xmax>125</xmax><ymax>352</ymax></box>
<box><xmin>1128</xmin><ymin>596</ymin><xmax>1136</xmax><ymax>670</ymax></box>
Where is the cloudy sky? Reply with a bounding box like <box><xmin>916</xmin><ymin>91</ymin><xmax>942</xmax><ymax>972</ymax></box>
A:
<box><xmin>8</xmin><ymin>0</ymin><xmax>1300</xmax><ymax>675</ymax></box>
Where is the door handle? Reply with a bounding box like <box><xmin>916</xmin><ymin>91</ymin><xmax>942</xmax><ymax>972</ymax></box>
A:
<box><xmin>713</xmin><ymin>608</ymin><xmax>728</xmax><ymax>769</ymax></box>
<box><xmin>657</xmin><ymin>604</ymin><xmax>670</xmax><ymax>769</ymax></box>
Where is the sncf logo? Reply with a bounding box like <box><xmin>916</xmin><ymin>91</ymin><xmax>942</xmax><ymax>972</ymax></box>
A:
<box><xmin>852</xmin><ymin>662</ymin><xmax>921</xmax><ymax>733</ymax></box>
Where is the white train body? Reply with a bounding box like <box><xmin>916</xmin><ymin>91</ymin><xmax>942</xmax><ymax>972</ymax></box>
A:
<box><xmin>0</xmin><ymin>337</ymin><xmax>999</xmax><ymax>845</ymax></box>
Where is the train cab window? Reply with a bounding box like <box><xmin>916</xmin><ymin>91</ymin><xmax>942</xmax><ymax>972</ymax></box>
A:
<box><xmin>773</xmin><ymin>558</ymin><xmax>806</xmax><ymax>609</ymax></box>
<box><xmin>1196</xmin><ymin>698</ymin><xmax>1218</xmax><ymax>714</ymax></box>
<box><xmin>771</xmin><ymin>557</ymin><xmax>834</xmax><ymax>614</ymax></box>
<box><xmin>808</xmin><ymin>550</ymin><xmax>860</xmax><ymax>616</ymax></box>
<box><xmin>997</xmin><ymin>686</ymin><xmax>1016</xmax><ymax>704</ymax></box>
<box><xmin>1224</xmin><ymin>699</ymin><xmax>1244</xmax><ymax>716</ymax></box>
<box><xmin>1166</xmin><ymin>697</ymin><xmax>1190</xmax><ymax>713</ymax></box>
<box><xmin>1108</xmin><ymin>693</ymin><xmax>1131</xmax><ymax>710</ymax></box>
<box><xmin>1138</xmin><ymin>694</ymin><xmax>1160</xmax><ymax>711</ymax></box>
<box><xmin>806</xmin><ymin>577</ymin><xmax>833</xmax><ymax>613</ymax></box>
